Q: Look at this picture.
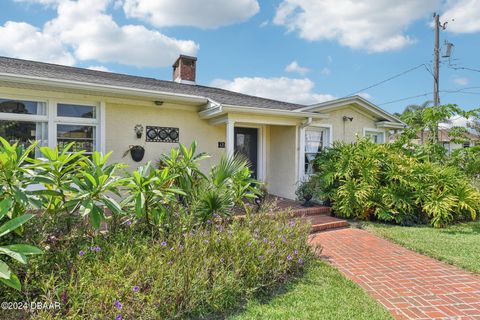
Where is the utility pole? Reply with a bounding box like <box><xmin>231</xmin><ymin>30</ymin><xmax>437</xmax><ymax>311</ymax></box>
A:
<box><xmin>433</xmin><ymin>12</ymin><xmax>441</xmax><ymax>142</ymax></box>
<box><xmin>433</xmin><ymin>12</ymin><xmax>440</xmax><ymax>108</ymax></box>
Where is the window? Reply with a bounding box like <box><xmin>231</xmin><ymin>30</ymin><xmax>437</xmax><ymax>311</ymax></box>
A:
<box><xmin>304</xmin><ymin>127</ymin><xmax>328</xmax><ymax>175</ymax></box>
<box><xmin>0</xmin><ymin>97</ymin><xmax>101</xmax><ymax>155</ymax></box>
<box><xmin>463</xmin><ymin>141</ymin><xmax>471</xmax><ymax>148</ymax></box>
<box><xmin>364</xmin><ymin>130</ymin><xmax>385</xmax><ymax>144</ymax></box>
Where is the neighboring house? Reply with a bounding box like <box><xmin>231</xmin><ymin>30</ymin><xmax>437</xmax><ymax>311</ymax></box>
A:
<box><xmin>0</xmin><ymin>55</ymin><xmax>405</xmax><ymax>199</ymax></box>
<box><xmin>414</xmin><ymin>127</ymin><xmax>480</xmax><ymax>153</ymax></box>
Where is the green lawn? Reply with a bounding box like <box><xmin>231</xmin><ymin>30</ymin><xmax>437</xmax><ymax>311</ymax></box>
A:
<box><xmin>362</xmin><ymin>221</ymin><xmax>480</xmax><ymax>274</ymax></box>
<box><xmin>229</xmin><ymin>260</ymin><xmax>392</xmax><ymax>320</ymax></box>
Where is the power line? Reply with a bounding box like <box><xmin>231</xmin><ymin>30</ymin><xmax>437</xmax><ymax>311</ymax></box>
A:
<box><xmin>378</xmin><ymin>87</ymin><xmax>480</xmax><ymax>106</ymax></box>
<box><xmin>449</xmin><ymin>65</ymin><xmax>480</xmax><ymax>73</ymax></box>
<box><xmin>345</xmin><ymin>63</ymin><xmax>427</xmax><ymax>97</ymax></box>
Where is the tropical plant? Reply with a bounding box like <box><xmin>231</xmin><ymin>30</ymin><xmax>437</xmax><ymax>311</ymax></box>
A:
<box><xmin>159</xmin><ymin>141</ymin><xmax>209</xmax><ymax>206</ymax></box>
<box><xmin>312</xmin><ymin>138</ymin><xmax>480</xmax><ymax>227</ymax></box>
<box><xmin>0</xmin><ymin>202</ymin><xmax>42</xmax><ymax>290</ymax></box>
<box><xmin>68</xmin><ymin>152</ymin><xmax>126</xmax><ymax>231</ymax></box>
<box><xmin>0</xmin><ymin>138</ymin><xmax>39</xmax><ymax>220</ymax></box>
<box><xmin>122</xmin><ymin>162</ymin><xmax>185</xmax><ymax>229</ymax></box>
<box><xmin>295</xmin><ymin>178</ymin><xmax>317</xmax><ymax>206</ymax></box>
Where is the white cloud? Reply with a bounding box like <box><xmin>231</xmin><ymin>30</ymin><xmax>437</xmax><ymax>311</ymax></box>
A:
<box><xmin>123</xmin><ymin>0</ymin><xmax>259</xmax><ymax>28</ymax></box>
<box><xmin>273</xmin><ymin>0</ymin><xmax>439</xmax><ymax>52</ymax></box>
<box><xmin>453</xmin><ymin>76</ymin><xmax>469</xmax><ymax>85</ymax></box>
<box><xmin>5</xmin><ymin>0</ymin><xmax>198</xmax><ymax>67</ymax></box>
<box><xmin>43</xmin><ymin>0</ymin><xmax>198</xmax><ymax>67</ymax></box>
<box><xmin>259</xmin><ymin>20</ymin><xmax>269</xmax><ymax>28</ymax></box>
<box><xmin>320</xmin><ymin>67</ymin><xmax>331</xmax><ymax>76</ymax></box>
<box><xmin>87</xmin><ymin>65</ymin><xmax>110</xmax><ymax>72</ymax></box>
<box><xmin>442</xmin><ymin>0</ymin><xmax>480</xmax><ymax>33</ymax></box>
<box><xmin>285</xmin><ymin>60</ymin><xmax>309</xmax><ymax>75</ymax></box>
<box><xmin>0</xmin><ymin>21</ymin><xmax>75</xmax><ymax>65</ymax></box>
<box><xmin>211</xmin><ymin>76</ymin><xmax>335</xmax><ymax>105</ymax></box>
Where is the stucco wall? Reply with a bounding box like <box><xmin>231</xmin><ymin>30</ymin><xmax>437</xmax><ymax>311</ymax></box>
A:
<box><xmin>105</xmin><ymin>102</ymin><xmax>225</xmax><ymax>172</ymax></box>
<box><xmin>268</xmin><ymin>125</ymin><xmax>298</xmax><ymax>199</ymax></box>
<box><xmin>313</xmin><ymin>104</ymin><xmax>389</xmax><ymax>143</ymax></box>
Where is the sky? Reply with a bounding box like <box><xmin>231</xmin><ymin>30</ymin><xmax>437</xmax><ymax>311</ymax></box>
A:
<box><xmin>0</xmin><ymin>0</ymin><xmax>479</xmax><ymax>114</ymax></box>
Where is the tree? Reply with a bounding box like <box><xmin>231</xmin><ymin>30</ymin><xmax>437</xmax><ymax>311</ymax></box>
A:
<box><xmin>400</xmin><ymin>101</ymin><xmax>432</xmax><ymax>143</ymax></box>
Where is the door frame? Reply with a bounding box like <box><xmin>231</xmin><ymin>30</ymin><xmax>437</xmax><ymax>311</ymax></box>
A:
<box><xmin>234</xmin><ymin>124</ymin><xmax>266</xmax><ymax>182</ymax></box>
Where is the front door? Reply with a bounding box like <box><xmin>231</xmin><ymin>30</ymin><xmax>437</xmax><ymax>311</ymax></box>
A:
<box><xmin>234</xmin><ymin>127</ymin><xmax>258</xmax><ymax>178</ymax></box>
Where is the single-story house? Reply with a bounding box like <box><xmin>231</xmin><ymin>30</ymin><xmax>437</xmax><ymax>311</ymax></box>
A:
<box><xmin>0</xmin><ymin>55</ymin><xmax>405</xmax><ymax>199</ymax></box>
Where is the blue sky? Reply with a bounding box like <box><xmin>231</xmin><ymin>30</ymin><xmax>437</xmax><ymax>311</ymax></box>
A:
<box><xmin>0</xmin><ymin>0</ymin><xmax>479</xmax><ymax>114</ymax></box>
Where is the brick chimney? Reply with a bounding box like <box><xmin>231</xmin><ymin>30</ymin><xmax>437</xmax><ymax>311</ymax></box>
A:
<box><xmin>172</xmin><ymin>55</ymin><xmax>197</xmax><ymax>84</ymax></box>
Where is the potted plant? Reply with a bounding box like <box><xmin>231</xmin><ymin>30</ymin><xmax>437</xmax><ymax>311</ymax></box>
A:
<box><xmin>295</xmin><ymin>178</ymin><xmax>316</xmax><ymax>207</ymax></box>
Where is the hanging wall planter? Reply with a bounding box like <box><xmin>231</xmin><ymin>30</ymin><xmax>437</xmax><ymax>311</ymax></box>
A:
<box><xmin>123</xmin><ymin>145</ymin><xmax>145</xmax><ymax>162</ymax></box>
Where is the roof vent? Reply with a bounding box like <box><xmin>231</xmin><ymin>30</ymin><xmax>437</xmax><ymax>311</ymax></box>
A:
<box><xmin>172</xmin><ymin>55</ymin><xmax>197</xmax><ymax>85</ymax></box>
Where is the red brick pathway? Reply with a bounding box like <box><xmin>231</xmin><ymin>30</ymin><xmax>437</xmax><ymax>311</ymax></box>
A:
<box><xmin>310</xmin><ymin>228</ymin><xmax>480</xmax><ymax>320</ymax></box>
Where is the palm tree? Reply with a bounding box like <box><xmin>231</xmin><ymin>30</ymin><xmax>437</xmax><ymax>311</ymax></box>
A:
<box><xmin>401</xmin><ymin>100</ymin><xmax>433</xmax><ymax>144</ymax></box>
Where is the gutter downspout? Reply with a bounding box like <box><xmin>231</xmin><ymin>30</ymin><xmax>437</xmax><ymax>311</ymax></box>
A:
<box><xmin>300</xmin><ymin>117</ymin><xmax>313</xmax><ymax>128</ymax></box>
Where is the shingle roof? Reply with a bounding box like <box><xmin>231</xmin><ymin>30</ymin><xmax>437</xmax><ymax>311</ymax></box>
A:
<box><xmin>0</xmin><ymin>56</ymin><xmax>306</xmax><ymax>111</ymax></box>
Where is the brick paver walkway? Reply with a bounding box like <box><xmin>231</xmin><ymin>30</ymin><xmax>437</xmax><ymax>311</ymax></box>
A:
<box><xmin>310</xmin><ymin>228</ymin><xmax>480</xmax><ymax>320</ymax></box>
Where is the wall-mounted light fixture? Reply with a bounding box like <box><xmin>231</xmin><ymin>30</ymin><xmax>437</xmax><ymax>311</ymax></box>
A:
<box><xmin>134</xmin><ymin>124</ymin><xmax>144</xmax><ymax>139</ymax></box>
<box><xmin>343</xmin><ymin>116</ymin><xmax>354</xmax><ymax>122</ymax></box>
<box><xmin>154</xmin><ymin>100</ymin><xmax>164</xmax><ymax>106</ymax></box>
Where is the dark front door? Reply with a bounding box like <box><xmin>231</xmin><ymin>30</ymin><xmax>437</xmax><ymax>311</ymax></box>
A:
<box><xmin>234</xmin><ymin>127</ymin><xmax>258</xmax><ymax>178</ymax></box>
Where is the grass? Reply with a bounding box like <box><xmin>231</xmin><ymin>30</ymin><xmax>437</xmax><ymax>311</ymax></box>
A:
<box><xmin>362</xmin><ymin>221</ymin><xmax>480</xmax><ymax>274</ymax></box>
<box><xmin>229</xmin><ymin>259</ymin><xmax>392</xmax><ymax>320</ymax></box>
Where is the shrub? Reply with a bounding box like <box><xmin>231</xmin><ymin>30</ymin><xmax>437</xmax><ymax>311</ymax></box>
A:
<box><xmin>1</xmin><ymin>212</ymin><xmax>314</xmax><ymax>319</ymax></box>
<box><xmin>312</xmin><ymin>138</ymin><xmax>480</xmax><ymax>227</ymax></box>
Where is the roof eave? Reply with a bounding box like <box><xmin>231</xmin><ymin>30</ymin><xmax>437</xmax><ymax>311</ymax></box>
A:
<box><xmin>0</xmin><ymin>72</ymin><xmax>209</xmax><ymax>105</ymax></box>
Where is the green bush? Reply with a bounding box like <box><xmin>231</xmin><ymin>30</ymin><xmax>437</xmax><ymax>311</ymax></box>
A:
<box><xmin>313</xmin><ymin>138</ymin><xmax>480</xmax><ymax>227</ymax></box>
<box><xmin>1</xmin><ymin>212</ymin><xmax>314</xmax><ymax>319</ymax></box>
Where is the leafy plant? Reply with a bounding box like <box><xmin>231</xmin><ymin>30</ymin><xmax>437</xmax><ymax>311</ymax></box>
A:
<box><xmin>0</xmin><ymin>137</ymin><xmax>39</xmax><ymax>220</ymax></box>
<box><xmin>312</xmin><ymin>138</ymin><xmax>480</xmax><ymax>227</ymax></box>
<box><xmin>122</xmin><ymin>162</ymin><xmax>185</xmax><ymax>228</ymax></box>
<box><xmin>0</xmin><ymin>202</ymin><xmax>42</xmax><ymax>290</ymax></box>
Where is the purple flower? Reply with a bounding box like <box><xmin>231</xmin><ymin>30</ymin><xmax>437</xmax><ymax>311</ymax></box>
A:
<box><xmin>125</xmin><ymin>220</ymin><xmax>132</xmax><ymax>226</ymax></box>
<box><xmin>287</xmin><ymin>255</ymin><xmax>293</xmax><ymax>261</ymax></box>
<box><xmin>220</xmin><ymin>258</ymin><xmax>225</xmax><ymax>263</ymax></box>
<box><xmin>263</xmin><ymin>238</ymin><xmax>268</xmax><ymax>244</ymax></box>
<box><xmin>213</xmin><ymin>213</ymin><xmax>220</xmax><ymax>219</ymax></box>
<box><xmin>79</xmin><ymin>250</ymin><xmax>85</xmax><ymax>257</ymax></box>
<box><xmin>161</xmin><ymin>241</ymin><xmax>167</xmax><ymax>247</ymax></box>
<box><xmin>281</xmin><ymin>235</ymin><xmax>287</xmax><ymax>243</ymax></box>
<box><xmin>94</xmin><ymin>246</ymin><xmax>101</xmax><ymax>252</ymax></box>
<box><xmin>115</xmin><ymin>315</ymin><xmax>122</xmax><ymax>320</ymax></box>
<box><xmin>133</xmin><ymin>285</ymin><xmax>140</xmax><ymax>293</ymax></box>
<box><xmin>289</xmin><ymin>220</ymin><xmax>296</xmax><ymax>227</ymax></box>
<box><xmin>294</xmin><ymin>250</ymin><xmax>299</xmax><ymax>255</ymax></box>
<box><xmin>90</xmin><ymin>246</ymin><xmax>95</xmax><ymax>251</ymax></box>
<box><xmin>114</xmin><ymin>301</ymin><xmax>123</xmax><ymax>310</ymax></box>
<box><xmin>207</xmin><ymin>219</ymin><xmax>212</xmax><ymax>224</ymax></box>
<box><xmin>298</xmin><ymin>258</ymin><xmax>304</xmax><ymax>265</ymax></box>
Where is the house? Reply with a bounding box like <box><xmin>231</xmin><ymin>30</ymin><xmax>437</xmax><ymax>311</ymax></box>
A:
<box><xmin>0</xmin><ymin>55</ymin><xmax>405</xmax><ymax>199</ymax></box>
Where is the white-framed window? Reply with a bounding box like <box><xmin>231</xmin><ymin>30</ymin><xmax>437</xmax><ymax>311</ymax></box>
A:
<box><xmin>364</xmin><ymin>129</ymin><xmax>385</xmax><ymax>144</ymax></box>
<box><xmin>304</xmin><ymin>127</ymin><xmax>330</xmax><ymax>175</ymax></box>
<box><xmin>0</xmin><ymin>96</ymin><xmax>102</xmax><ymax>156</ymax></box>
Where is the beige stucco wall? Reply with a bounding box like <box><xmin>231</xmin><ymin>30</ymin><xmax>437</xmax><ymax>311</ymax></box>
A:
<box><xmin>105</xmin><ymin>102</ymin><xmax>225</xmax><ymax>172</ymax></box>
<box><xmin>313</xmin><ymin>104</ymin><xmax>389</xmax><ymax>143</ymax></box>
<box><xmin>268</xmin><ymin>125</ymin><xmax>298</xmax><ymax>199</ymax></box>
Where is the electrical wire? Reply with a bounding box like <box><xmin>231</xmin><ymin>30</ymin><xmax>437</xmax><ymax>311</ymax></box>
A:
<box><xmin>378</xmin><ymin>87</ymin><xmax>480</xmax><ymax>106</ymax></box>
<box><xmin>345</xmin><ymin>63</ymin><xmax>428</xmax><ymax>97</ymax></box>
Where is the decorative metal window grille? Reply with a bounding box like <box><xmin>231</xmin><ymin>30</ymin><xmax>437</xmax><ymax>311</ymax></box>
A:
<box><xmin>146</xmin><ymin>126</ymin><xmax>179</xmax><ymax>143</ymax></box>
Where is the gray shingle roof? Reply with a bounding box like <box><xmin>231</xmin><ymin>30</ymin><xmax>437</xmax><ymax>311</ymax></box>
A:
<box><xmin>0</xmin><ymin>56</ymin><xmax>306</xmax><ymax>111</ymax></box>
